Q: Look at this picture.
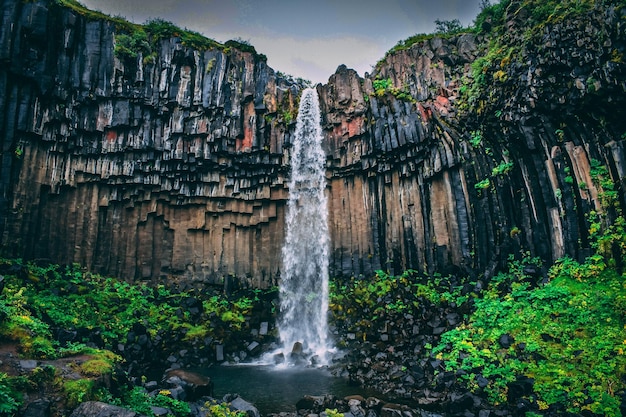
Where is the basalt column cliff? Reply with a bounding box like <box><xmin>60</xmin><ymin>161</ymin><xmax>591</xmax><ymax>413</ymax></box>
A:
<box><xmin>1</xmin><ymin>0</ymin><xmax>625</xmax><ymax>287</ymax></box>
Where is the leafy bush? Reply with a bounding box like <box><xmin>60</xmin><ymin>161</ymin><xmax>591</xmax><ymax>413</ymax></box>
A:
<box><xmin>325</xmin><ymin>408</ymin><xmax>344</xmax><ymax>417</ymax></box>
<box><xmin>373</xmin><ymin>78</ymin><xmax>393</xmax><ymax>97</ymax></box>
<box><xmin>0</xmin><ymin>257</ymin><xmax>269</xmax><ymax>367</ymax></box>
<box><xmin>0</xmin><ymin>372</ymin><xmax>22</xmax><ymax>415</ymax></box>
<box><xmin>115</xmin><ymin>386</ymin><xmax>191</xmax><ymax>417</ymax></box>
<box><xmin>434</xmin><ymin>18</ymin><xmax>463</xmax><ymax>35</ymax></box>
<box><xmin>474</xmin><ymin>178</ymin><xmax>491</xmax><ymax>190</ymax></box>
<box><xmin>114</xmin><ymin>30</ymin><xmax>150</xmax><ymax>60</ymax></box>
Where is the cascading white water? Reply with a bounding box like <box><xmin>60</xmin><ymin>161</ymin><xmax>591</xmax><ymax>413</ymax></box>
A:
<box><xmin>278</xmin><ymin>87</ymin><xmax>332</xmax><ymax>362</ymax></box>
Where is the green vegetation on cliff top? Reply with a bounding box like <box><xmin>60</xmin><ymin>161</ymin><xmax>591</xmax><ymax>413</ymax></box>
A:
<box><xmin>52</xmin><ymin>0</ymin><xmax>266</xmax><ymax>61</ymax></box>
<box><xmin>385</xmin><ymin>0</ymin><xmax>603</xmax><ymax>57</ymax></box>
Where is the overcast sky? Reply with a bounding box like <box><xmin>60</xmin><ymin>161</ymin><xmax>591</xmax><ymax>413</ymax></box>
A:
<box><xmin>81</xmin><ymin>0</ymin><xmax>484</xmax><ymax>84</ymax></box>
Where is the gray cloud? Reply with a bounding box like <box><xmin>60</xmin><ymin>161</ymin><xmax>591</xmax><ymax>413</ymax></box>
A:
<box><xmin>81</xmin><ymin>0</ymin><xmax>483</xmax><ymax>83</ymax></box>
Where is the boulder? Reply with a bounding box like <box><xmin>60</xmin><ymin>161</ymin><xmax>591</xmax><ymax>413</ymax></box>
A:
<box><xmin>22</xmin><ymin>399</ymin><xmax>51</xmax><ymax>417</ymax></box>
<box><xmin>69</xmin><ymin>401</ymin><xmax>138</xmax><ymax>417</ymax></box>
<box><xmin>228</xmin><ymin>395</ymin><xmax>260</xmax><ymax>417</ymax></box>
<box><xmin>163</xmin><ymin>369</ymin><xmax>214</xmax><ymax>400</ymax></box>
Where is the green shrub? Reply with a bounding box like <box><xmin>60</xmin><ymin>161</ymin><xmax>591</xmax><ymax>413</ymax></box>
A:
<box><xmin>330</xmin><ymin>270</ymin><xmax>472</xmax><ymax>330</ymax></box>
<box><xmin>373</xmin><ymin>78</ymin><xmax>393</xmax><ymax>97</ymax></box>
<box><xmin>491</xmin><ymin>161</ymin><xmax>513</xmax><ymax>176</ymax></box>
<box><xmin>114</xmin><ymin>30</ymin><xmax>150</xmax><ymax>60</ymax></box>
<box><xmin>431</xmin><ymin>236</ymin><xmax>626</xmax><ymax>414</ymax></box>
<box><xmin>469</xmin><ymin>131</ymin><xmax>482</xmax><ymax>147</ymax></box>
<box><xmin>21</xmin><ymin>336</ymin><xmax>57</xmax><ymax>359</ymax></box>
<box><xmin>0</xmin><ymin>372</ymin><xmax>22</xmax><ymax>415</ymax></box>
<box><xmin>114</xmin><ymin>386</ymin><xmax>191</xmax><ymax>417</ymax></box>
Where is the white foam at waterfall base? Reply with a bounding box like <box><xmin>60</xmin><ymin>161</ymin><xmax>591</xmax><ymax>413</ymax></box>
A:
<box><xmin>275</xmin><ymin>87</ymin><xmax>334</xmax><ymax>365</ymax></box>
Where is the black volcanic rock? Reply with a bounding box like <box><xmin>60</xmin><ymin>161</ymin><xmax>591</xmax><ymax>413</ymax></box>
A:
<box><xmin>0</xmin><ymin>0</ymin><xmax>624</xmax><ymax>289</ymax></box>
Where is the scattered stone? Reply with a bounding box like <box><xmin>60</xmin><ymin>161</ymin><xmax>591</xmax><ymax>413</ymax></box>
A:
<box><xmin>150</xmin><ymin>406</ymin><xmax>171</xmax><ymax>417</ymax></box>
<box><xmin>20</xmin><ymin>359</ymin><xmax>38</xmax><ymax>370</ymax></box>
<box><xmin>498</xmin><ymin>334</ymin><xmax>514</xmax><ymax>349</ymax></box>
<box><xmin>216</xmin><ymin>345</ymin><xmax>224</xmax><ymax>362</ymax></box>
<box><xmin>229</xmin><ymin>395</ymin><xmax>261</xmax><ymax>417</ymax></box>
<box><xmin>380</xmin><ymin>403</ymin><xmax>403</xmax><ymax>417</ymax></box>
<box><xmin>259</xmin><ymin>322</ymin><xmax>269</xmax><ymax>335</ymax></box>
<box><xmin>144</xmin><ymin>380</ymin><xmax>158</xmax><ymax>390</ymax></box>
<box><xmin>163</xmin><ymin>369</ymin><xmax>214</xmax><ymax>400</ymax></box>
<box><xmin>22</xmin><ymin>398</ymin><xmax>51</xmax><ymax>417</ymax></box>
<box><xmin>507</xmin><ymin>377</ymin><xmax>534</xmax><ymax>403</ymax></box>
<box><xmin>69</xmin><ymin>401</ymin><xmax>138</xmax><ymax>417</ymax></box>
<box><xmin>291</xmin><ymin>342</ymin><xmax>303</xmax><ymax>355</ymax></box>
<box><xmin>348</xmin><ymin>398</ymin><xmax>366</xmax><ymax>417</ymax></box>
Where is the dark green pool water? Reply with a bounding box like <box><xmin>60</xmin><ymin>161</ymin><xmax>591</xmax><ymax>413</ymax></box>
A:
<box><xmin>202</xmin><ymin>365</ymin><xmax>374</xmax><ymax>415</ymax></box>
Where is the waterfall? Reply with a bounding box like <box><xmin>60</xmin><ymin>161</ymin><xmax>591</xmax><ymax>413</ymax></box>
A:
<box><xmin>278</xmin><ymin>87</ymin><xmax>332</xmax><ymax>363</ymax></box>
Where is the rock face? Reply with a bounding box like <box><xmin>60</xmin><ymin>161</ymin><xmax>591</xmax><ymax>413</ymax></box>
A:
<box><xmin>1</xmin><ymin>0</ymin><xmax>625</xmax><ymax>287</ymax></box>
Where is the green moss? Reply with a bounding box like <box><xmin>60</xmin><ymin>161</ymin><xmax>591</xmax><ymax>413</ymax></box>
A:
<box><xmin>492</xmin><ymin>161</ymin><xmax>514</xmax><ymax>176</ymax></box>
<box><xmin>63</xmin><ymin>379</ymin><xmax>96</xmax><ymax>408</ymax></box>
<box><xmin>474</xmin><ymin>178</ymin><xmax>491</xmax><ymax>190</ymax></box>
<box><xmin>182</xmin><ymin>324</ymin><xmax>209</xmax><ymax>341</ymax></box>
<box><xmin>79</xmin><ymin>358</ymin><xmax>115</xmax><ymax>377</ymax></box>
<box><xmin>52</xmin><ymin>0</ymin><xmax>140</xmax><ymax>34</ymax></box>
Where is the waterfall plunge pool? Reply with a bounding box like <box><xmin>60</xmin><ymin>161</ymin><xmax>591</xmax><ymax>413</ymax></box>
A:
<box><xmin>199</xmin><ymin>364</ymin><xmax>378</xmax><ymax>415</ymax></box>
